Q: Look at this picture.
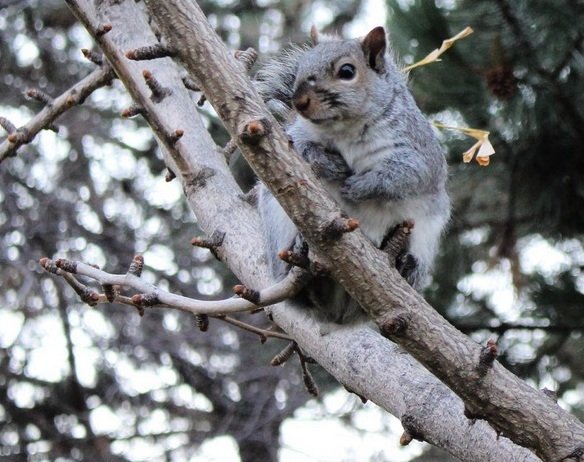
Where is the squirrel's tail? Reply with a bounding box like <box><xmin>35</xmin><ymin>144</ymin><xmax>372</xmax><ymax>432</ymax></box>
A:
<box><xmin>254</xmin><ymin>44</ymin><xmax>310</xmax><ymax>121</ymax></box>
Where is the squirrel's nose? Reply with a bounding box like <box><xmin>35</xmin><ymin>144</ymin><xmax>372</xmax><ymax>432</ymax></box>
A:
<box><xmin>292</xmin><ymin>81</ymin><xmax>314</xmax><ymax>114</ymax></box>
<box><xmin>293</xmin><ymin>93</ymin><xmax>311</xmax><ymax>112</ymax></box>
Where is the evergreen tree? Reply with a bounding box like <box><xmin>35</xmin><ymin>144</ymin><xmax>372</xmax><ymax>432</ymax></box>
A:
<box><xmin>388</xmin><ymin>0</ymin><xmax>584</xmax><ymax>419</ymax></box>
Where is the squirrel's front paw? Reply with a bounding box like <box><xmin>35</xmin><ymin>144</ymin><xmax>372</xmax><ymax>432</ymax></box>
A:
<box><xmin>341</xmin><ymin>172</ymin><xmax>378</xmax><ymax>201</ymax></box>
<box><xmin>313</xmin><ymin>156</ymin><xmax>351</xmax><ymax>181</ymax></box>
<box><xmin>303</xmin><ymin>144</ymin><xmax>350</xmax><ymax>180</ymax></box>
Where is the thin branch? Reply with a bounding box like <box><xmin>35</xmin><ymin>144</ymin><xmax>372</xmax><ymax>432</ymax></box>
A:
<box><xmin>218</xmin><ymin>315</ymin><xmax>292</xmax><ymax>342</ymax></box>
<box><xmin>271</xmin><ymin>341</ymin><xmax>297</xmax><ymax>366</ymax></box>
<box><xmin>0</xmin><ymin>64</ymin><xmax>114</xmax><ymax>163</ymax></box>
<box><xmin>81</xmin><ymin>48</ymin><xmax>104</xmax><ymax>65</ymax></box>
<box><xmin>126</xmin><ymin>43</ymin><xmax>177</xmax><ymax>61</ymax></box>
<box><xmin>40</xmin><ymin>257</ymin><xmax>310</xmax><ymax>316</ymax></box>
<box><xmin>41</xmin><ymin>254</ymin><xmax>299</xmax><ymax>345</ymax></box>
<box><xmin>40</xmin><ymin>258</ymin><xmax>101</xmax><ymax>305</ymax></box>
<box><xmin>0</xmin><ymin>116</ymin><xmax>16</xmax><ymax>134</ymax></box>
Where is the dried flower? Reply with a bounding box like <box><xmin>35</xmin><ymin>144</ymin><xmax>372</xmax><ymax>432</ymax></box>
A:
<box><xmin>403</xmin><ymin>27</ymin><xmax>474</xmax><ymax>72</ymax></box>
<box><xmin>433</xmin><ymin>123</ymin><xmax>495</xmax><ymax>166</ymax></box>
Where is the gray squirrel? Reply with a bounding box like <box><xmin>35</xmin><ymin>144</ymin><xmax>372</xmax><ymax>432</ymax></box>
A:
<box><xmin>256</xmin><ymin>26</ymin><xmax>450</xmax><ymax>323</ymax></box>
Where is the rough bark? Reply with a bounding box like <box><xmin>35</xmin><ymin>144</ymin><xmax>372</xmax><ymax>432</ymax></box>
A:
<box><xmin>60</xmin><ymin>0</ymin><xmax>584</xmax><ymax>460</ymax></box>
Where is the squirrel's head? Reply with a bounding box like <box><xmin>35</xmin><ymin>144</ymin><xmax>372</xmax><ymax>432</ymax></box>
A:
<box><xmin>291</xmin><ymin>26</ymin><xmax>392</xmax><ymax>127</ymax></box>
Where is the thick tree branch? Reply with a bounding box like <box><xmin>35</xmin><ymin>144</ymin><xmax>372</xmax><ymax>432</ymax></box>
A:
<box><xmin>457</xmin><ymin>322</ymin><xmax>584</xmax><ymax>335</ymax></box>
<box><xmin>142</xmin><ymin>1</ymin><xmax>584</xmax><ymax>460</ymax></box>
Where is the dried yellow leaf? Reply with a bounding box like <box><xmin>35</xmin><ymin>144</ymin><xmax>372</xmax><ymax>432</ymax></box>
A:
<box><xmin>403</xmin><ymin>26</ymin><xmax>474</xmax><ymax>72</ymax></box>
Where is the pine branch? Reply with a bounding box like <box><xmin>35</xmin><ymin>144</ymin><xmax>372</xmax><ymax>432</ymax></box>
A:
<box><xmin>494</xmin><ymin>0</ymin><xmax>584</xmax><ymax>139</ymax></box>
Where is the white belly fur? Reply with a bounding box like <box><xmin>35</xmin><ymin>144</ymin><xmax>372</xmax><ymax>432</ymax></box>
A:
<box><xmin>328</xmin><ymin>187</ymin><xmax>447</xmax><ymax>269</ymax></box>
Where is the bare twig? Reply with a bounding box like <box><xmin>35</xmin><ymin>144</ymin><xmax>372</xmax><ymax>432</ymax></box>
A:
<box><xmin>25</xmin><ymin>88</ymin><xmax>54</xmax><ymax>106</ymax></box>
<box><xmin>39</xmin><ymin>258</ymin><xmax>101</xmax><ymax>306</ymax></box>
<box><xmin>271</xmin><ymin>341</ymin><xmax>297</xmax><ymax>366</ymax></box>
<box><xmin>81</xmin><ymin>48</ymin><xmax>104</xmax><ymax>65</ymax></box>
<box><xmin>217</xmin><ymin>315</ymin><xmax>292</xmax><ymax>342</ymax></box>
<box><xmin>95</xmin><ymin>23</ymin><xmax>112</xmax><ymax>37</ymax></box>
<box><xmin>0</xmin><ymin>116</ymin><xmax>16</xmax><ymax>134</ymax></box>
<box><xmin>299</xmin><ymin>350</ymin><xmax>318</xmax><ymax>396</ymax></box>
<box><xmin>0</xmin><ymin>65</ymin><xmax>115</xmax><ymax>163</ymax></box>
<box><xmin>121</xmin><ymin>103</ymin><xmax>145</xmax><ymax>118</ymax></box>
<box><xmin>320</xmin><ymin>216</ymin><xmax>359</xmax><ymax>241</ymax></box>
<box><xmin>191</xmin><ymin>230</ymin><xmax>225</xmax><ymax>251</ymax></box>
<box><xmin>126</xmin><ymin>43</ymin><xmax>177</xmax><ymax>61</ymax></box>
<box><xmin>143</xmin><ymin>69</ymin><xmax>172</xmax><ymax>102</ymax></box>
<box><xmin>234</xmin><ymin>47</ymin><xmax>258</xmax><ymax>70</ymax></box>
<box><xmin>40</xmin><ymin>257</ymin><xmax>310</xmax><ymax>316</ymax></box>
<box><xmin>222</xmin><ymin>138</ymin><xmax>238</xmax><ymax>163</ymax></box>
<box><xmin>43</xmin><ymin>255</ymin><xmax>294</xmax><ymax>344</ymax></box>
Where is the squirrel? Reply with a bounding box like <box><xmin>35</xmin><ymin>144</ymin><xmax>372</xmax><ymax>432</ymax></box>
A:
<box><xmin>255</xmin><ymin>26</ymin><xmax>450</xmax><ymax>323</ymax></box>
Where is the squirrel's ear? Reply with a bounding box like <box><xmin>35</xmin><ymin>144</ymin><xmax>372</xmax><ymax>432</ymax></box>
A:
<box><xmin>309</xmin><ymin>25</ymin><xmax>337</xmax><ymax>45</ymax></box>
<box><xmin>361</xmin><ymin>26</ymin><xmax>387</xmax><ymax>73</ymax></box>
<box><xmin>310</xmin><ymin>25</ymin><xmax>319</xmax><ymax>46</ymax></box>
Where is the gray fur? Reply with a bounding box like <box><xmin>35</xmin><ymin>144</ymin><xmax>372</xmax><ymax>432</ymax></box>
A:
<box><xmin>257</xmin><ymin>28</ymin><xmax>450</xmax><ymax>323</ymax></box>
<box><xmin>255</xmin><ymin>44</ymin><xmax>310</xmax><ymax>120</ymax></box>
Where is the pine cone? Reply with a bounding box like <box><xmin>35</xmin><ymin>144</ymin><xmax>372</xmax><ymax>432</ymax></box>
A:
<box><xmin>486</xmin><ymin>66</ymin><xmax>518</xmax><ymax>100</ymax></box>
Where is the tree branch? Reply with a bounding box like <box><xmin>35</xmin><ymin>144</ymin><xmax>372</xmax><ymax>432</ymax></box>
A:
<box><xmin>142</xmin><ymin>1</ymin><xmax>584</xmax><ymax>460</ymax></box>
<box><xmin>457</xmin><ymin>322</ymin><xmax>584</xmax><ymax>335</ymax></box>
<box><xmin>0</xmin><ymin>64</ymin><xmax>114</xmax><ymax>163</ymax></box>
<box><xmin>40</xmin><ymin>256</ymin><xmax>309</xmax><ymax>316</ymax></box>
<box><xmin>494</xmin><ymin>0</ymin><xmax>584</xmax><ymax>140</ymax></box>
<box><xmin>50</xmin><ymin>0</ymin><xmax>567</xmax><ymax>460</ymax></box>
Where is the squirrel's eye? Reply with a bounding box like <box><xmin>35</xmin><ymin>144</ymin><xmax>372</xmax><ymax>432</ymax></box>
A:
<box><xmin>337</xmin><ymin>63</ymin><xmax>356</xmax><ymax>80</ymax></box>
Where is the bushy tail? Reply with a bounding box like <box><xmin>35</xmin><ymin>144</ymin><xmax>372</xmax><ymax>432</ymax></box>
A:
<box><xmin>254</xmin><ymin>44</ymin><xmax>310</xmax><ymax>121</ymax></box>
